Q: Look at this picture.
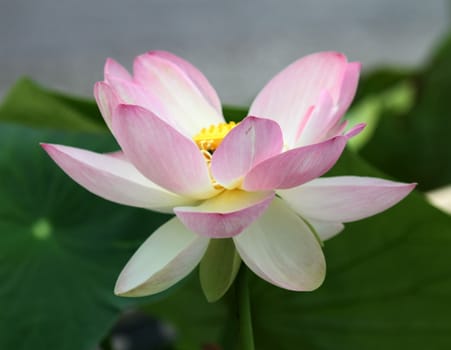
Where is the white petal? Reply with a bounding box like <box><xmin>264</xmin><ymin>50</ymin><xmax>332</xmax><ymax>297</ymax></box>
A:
<box><xmin>233</xmin><ymin>198</ymin><xmax>325</xmax><ymax>291</ymax></box>
<box><xmin>306</xmin><ymin>218</ymin><xmax>345</xmax><ymax>241</ymax></box>
<box><xmin>279</xmin><ymin>176</ymin><xmax>416</xmax><ymax>222</ymax></box>
<box><xmin>115</xmin><ymin>217</ymin><xmax>209</xmax><ymax>297</ymax></box>
<box><xmin>426</xmin><ymin>185</ymin><xmax>451</xmax><ymax>215</ymax></box>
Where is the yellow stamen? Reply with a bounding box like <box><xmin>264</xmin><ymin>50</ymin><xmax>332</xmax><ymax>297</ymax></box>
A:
<box><xmin>193</xmin><ymin>121</ymin><xmax>238</xmax><ymax>152</ymax></box>
<box><xmin>193</xmin><ymin>121</ymin><xmax>239</xmax><ymax>190</ymax></box>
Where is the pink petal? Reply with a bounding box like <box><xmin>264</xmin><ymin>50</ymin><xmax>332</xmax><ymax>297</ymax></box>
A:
<box><xmin>104</xmin><ymin>57</ymin><xmax>133</xmax><ymax>82</ymax></box>
<box><xmin>211</xmin><ymin>116</ymin><xmax>283</xmax><ymax>189</ymax></box>
<box><xmin>249</xmin><ymin>52</ymin><xmax>352</xmax><ymax>146</ymax></box>
<box><xmin>101</xmin><ymin>56</ymin><xmax>194</xmax><ymax>134</ymax></box>
<box><xmin>122</xmin><ymin>80</ymin><xmax>206</xmax><ymax>137</ymax></box>
<box><xmin>293</xmin><ymin>105</ymin><xmax>314</xmax><ymax>143</ymax></box>
<box><xmin>174</xmin><ymin>190</ymin><xmax>275</xmax><ymax>238</ymax></box>
<box><xmin>233</xmin><ymin>197</ymin><xmax>325</xmax><ymax>291</ymax></box>
<box><xmin>345</xmin><ymin>123</ymin><xmax>366</xmax><ymax>139</ymax></box>
<box><xmin>115</xmin><ymin>217</ymin><xmax>209</xmax><ymax>297</ymax></box>
<box><xmin>336</xmin><ymin>62</ymin><xmax>361</xmax><ymax>119</ymax></box>
<box><xmin>95</xmin><ymin>79</ymin><xmax>181</xmax><ymax>135</ymax></box>
<box><xmin>112</xmin><ymin>104</ymin><xmax>218</xmax><ymax>199</ymax></box>
<box><xmin>133</xmin><ymin>52</ymin><xmax>224</xmax><ymax>137</ymax></box>
<box><xmin>94</xmin><ymin>82</ymin><xmax>120</xmax><ymax>130</ymax></box>
<box><xmin>106</xmin><ymin>150</ymin><xmax>128</xmax><ymax>160</ymax></box>
<box><xmin>151</xmin><ymin>51</ymin><xmax>222</xmax><ymax>114</ymax></box>
<box><xmin>304</xmin><ymin>63</ymin><xmax>362</xmax><ymax>143</ymax></box>
<box><xmin>278</xmin><ymin>176</ymin><xmax>416</xmax><ymax>223</ymax></box>
<box><xmin>41</xmin><ymin>144</ymin><xmax>194</xmax><ymax>213</ymax></box>
<box><xmin>295</xmin><ymin>90</ymin><xmax>336</xmax><ymax>146</ymax></box>
<box><xmin>105</xmin><ymin>77</ymin><xmax>170</xmax><ymax>120</ymax></box>
<box><xmin>242</xmin><ymin>136</ymin><xmax>347</xmax><ymax>191</ymax></box>
<box><xmin>325</xmin><ymin>119</ymin><xmax>348</xmax><ymax>139</ymax></box>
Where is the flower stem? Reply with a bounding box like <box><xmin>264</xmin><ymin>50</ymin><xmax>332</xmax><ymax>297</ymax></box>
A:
<box><xmin>237</xmin><ymin>266</ymin><xmax>255</xmax><ymax>350</ymax></box>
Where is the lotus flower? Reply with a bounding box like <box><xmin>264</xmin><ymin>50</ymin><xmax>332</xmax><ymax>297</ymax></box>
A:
<box><xmin>42</xmin><ymin>51</ymin><xmax>415</xmax><ymax>301</ymax></box>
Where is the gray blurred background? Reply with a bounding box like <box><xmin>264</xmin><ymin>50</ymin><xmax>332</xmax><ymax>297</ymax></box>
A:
<box><xmin>1</xmin><ymin>0</ymin><xmax>449</xmax><ymax>105</ymax></box>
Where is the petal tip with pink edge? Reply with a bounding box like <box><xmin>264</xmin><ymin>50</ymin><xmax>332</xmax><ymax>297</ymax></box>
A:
<box><xmin>345</xmin><ymin>123</ymin><xmax>366</xmax><ymax>139</ymax></box>
<box><xmin>174</xmin><ymin>191</ymin><xmax>275</xmax><ymax>238</ymax></box>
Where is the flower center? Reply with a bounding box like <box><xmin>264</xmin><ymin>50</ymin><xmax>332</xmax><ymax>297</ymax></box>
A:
<box><xmin>193</xmin><ymin>121</ymin><xmax>238</xmax><ymax>190</ymax></box>
<box><xmin>193</xmin><ymin>121</ymin><xmax>238</xmax><ymax>153</ymax></box>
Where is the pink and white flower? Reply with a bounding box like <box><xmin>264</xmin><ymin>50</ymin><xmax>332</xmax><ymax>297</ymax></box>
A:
<box><xmin>42</xmin><ymin>51</ymin><xmax>415</xmax><ymax>300</ymax></box>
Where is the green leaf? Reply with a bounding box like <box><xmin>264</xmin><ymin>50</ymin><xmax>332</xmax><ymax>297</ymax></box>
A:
<box><xmin>0</xmin><ymin>78</ymin><xmax>107</xmax><ymax>132</ymax></box>
<box><xmin>0</xmin><ymin>123</ymin><xmax>169</xmax><ymax>350</ymax></box>
<box><xmin>200</xmin><ymin>239</ymin><xmax>241</xmax><ymax>302</ymax></box>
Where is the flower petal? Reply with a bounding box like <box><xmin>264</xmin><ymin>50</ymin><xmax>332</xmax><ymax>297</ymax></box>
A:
<box><xmin>242</xmin><ymin>136</ymin><xmax>347</xmax><ymax>191</ymax></box>
<box><xmin>174</xmin><ymin>190</ymin><xmax>275</xmax><ymax>238</ymax></box>
<box><xmin>306</xmin><ymin>218</ymin><xmax>345</xmax><ymax>241</ymax></box>
<box><xmin>151</xmin><ymin>51</ymin><xmax>222</xmax><ymax>114</ymax></box>
<box><xmin>233</xmin><ymin>198</ymin><xmax>326</xmax><ymax>291</ymax></box>
<box><xmin>295</xmin><ymin>90</ymin><xmax>336</xmax><ymax>146</ymax></box>
<box><xmin>133</xmin><ymin>52</ymin><xmax>224</xmax><ymax>136</ymax></box>
<box><xmin>426</xmin><ymin>185</ymin><xmax>451</xmax><ymax>215</ymax></box>
<box><xmin>112</xmin><ymin>104</ymin><xmax>217</xmax><ymax>199</ymax></box>
<box><xmin>199</xmin><ymin>238</ymin><xmax>241</xmax><ymax>302</ymax></box>
<box><xmin>94</xmin><ymin>82</ymin><xmax>120</xmax><ymax>130</ymax></box>
<box><xmin>41</xmin><ymin>144</ymin><xmax>193</xmax><ymax>213</ymax></box>
<box><xmin>104</xmin><ymin>77</ymin><xmax>170</xmax><ymax>121</ymax></box>
<box><xmin>115</xmin><ymin>217</ymin><xmax>209</xmax><ymax>297</ymax></box>
<box><xmin>249</xmin><ymin>52</ymin><xmax>352</xmax><ymax>146</ymax></box>
<box><xmin>345</xmin><ymin>123</ymin><xmax>366</xmax><ymax>139</ymax></box>
<box><xmin>211</xmin><ymin>116</ymin><xmax>283</xmax><ymax>189</ymax></box>
<box><xmin>104</xmin><ymin>57</ymin><xmax>133</xmax><ymax>82</ymax></box>
<box><xmin>95</xmin><ymin>78</ymin><xmax>199</xmax><ymax>137</ymax></box>
<box><xmin>336</xmin><ymin>61</ymin><xmax>361</xmax><ymax>119</ymax></box>
<box><xmin>101</xmin><ymin>57</ymin><xmax>183</xmax><ymax>131</ymax></box>
<box><xmin>278</xmin><ymin>176</ymin><xmax>416</xmax><ymax>223</ymax></box>
<box><xmin>325</xmin><ymin>119</ymin><xmax>348</xmax><ymax>139</ymax></box>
